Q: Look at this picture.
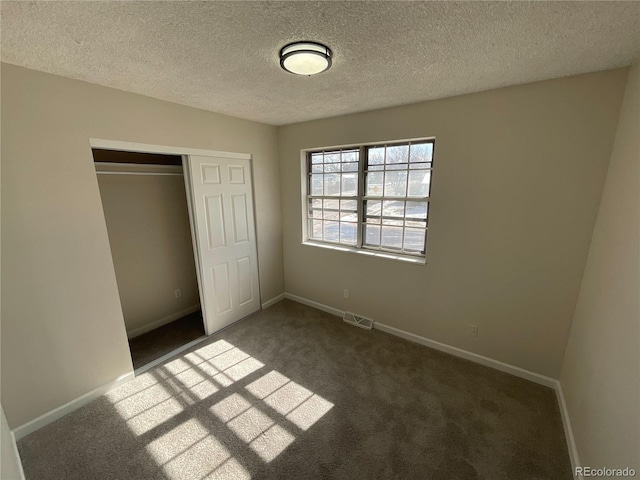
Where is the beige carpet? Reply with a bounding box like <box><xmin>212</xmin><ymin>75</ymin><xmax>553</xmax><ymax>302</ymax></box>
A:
<box><xmin>18</xmin><ymin>299</ymin><xmax>572</xmax><ymax>479</ymax></box>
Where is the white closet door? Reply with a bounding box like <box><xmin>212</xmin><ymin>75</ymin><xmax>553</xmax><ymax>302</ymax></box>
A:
<box><xmin>187</xmin><ymin>154</ymin><xmax>260</xmax><ymax>334</ymax></box>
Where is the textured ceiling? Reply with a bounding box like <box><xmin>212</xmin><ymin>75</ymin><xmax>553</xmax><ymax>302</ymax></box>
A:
<box><xmin>2</xmin><ymin>1</ymin><xmax>639</xmax><ymax>125</ymax></box>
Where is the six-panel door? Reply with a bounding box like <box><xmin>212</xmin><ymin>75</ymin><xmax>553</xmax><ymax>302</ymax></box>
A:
<box><xmin>188</xmin><ymin>154</ymin><xmax>260</xmax><ymax>334</ymax></box>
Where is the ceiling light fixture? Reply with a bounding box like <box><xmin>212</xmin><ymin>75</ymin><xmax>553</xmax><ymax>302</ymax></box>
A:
<box><xmin>279</xmin><ymin>41</ymin><xmax>332</xmax><ymax>76</ymax></box>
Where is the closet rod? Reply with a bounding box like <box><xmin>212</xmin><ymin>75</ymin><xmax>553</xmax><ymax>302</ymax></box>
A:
<box><xmin>96</xmin><ymin>171</ymin><xmax>184</xmax><ymax>176</ymax></box>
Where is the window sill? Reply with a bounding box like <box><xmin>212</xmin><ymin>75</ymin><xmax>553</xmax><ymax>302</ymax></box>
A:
<box><xmin>302</xmin><ymin>241</ymin><xmax>427</xmax><ymax>265</ymax></box>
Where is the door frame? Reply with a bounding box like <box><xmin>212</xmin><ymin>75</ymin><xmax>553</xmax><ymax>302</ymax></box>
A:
<box><xmin>89</xmin><ymin>138</ymin><xmax>262</xmax><ymax>336</ymax></box>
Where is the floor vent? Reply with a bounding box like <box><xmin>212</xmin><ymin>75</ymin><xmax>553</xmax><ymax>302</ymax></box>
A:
<box><xmin>343</xmin><ymin>312</ymin><xmax>374</xmax><ymax>330</ymax></box>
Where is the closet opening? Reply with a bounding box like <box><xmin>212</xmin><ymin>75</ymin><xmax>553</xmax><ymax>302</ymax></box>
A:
<box><xmin>93</xmin><ymin>148</ymin><xmax>206</xmax><ymax>371</ymax></box>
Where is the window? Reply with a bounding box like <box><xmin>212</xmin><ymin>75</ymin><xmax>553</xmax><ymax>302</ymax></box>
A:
<box><xmin>305</xmin><ymin>139</ymin><xmax>434</xmax><ymax>260</ymax></box>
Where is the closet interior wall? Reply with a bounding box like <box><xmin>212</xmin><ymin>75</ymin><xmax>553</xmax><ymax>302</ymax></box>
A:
<box><xmin>94</xmin><ymin>149</ymin><xmax>201</xmax><ymax>339</ymax></box>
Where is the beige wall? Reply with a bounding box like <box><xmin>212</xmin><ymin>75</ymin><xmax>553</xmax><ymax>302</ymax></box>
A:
<box><xmin>560</xmin><ymin>62</ymin><xmax>639</xmax><ymax>472</ymax></box>
<box><xmin>97</xmin><ymin>173</ymin><xmax>200</xmax><ymax>335</ymax></box>
<box><xmin>0</xmin><ymin>406</ymin><xmax>24</xmax><ymax>479</ymax></box>
<box><xmin>278</xmin><ymin>69</ymin><xmax>628</xmax><ymax>378</ymax></box>
<box><xmin>0</xmin><ymin>64</ymin><xmax>284</xmax><ymax>428</ymax></box>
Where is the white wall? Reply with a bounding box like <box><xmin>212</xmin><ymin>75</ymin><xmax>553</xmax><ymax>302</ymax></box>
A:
<box><xmin>278</xmin><ymin>69</ymin><xmax>628</xmax><ymax>378</ymax></box>
<box><xmin>97</xmin><ymin>173</ymin><xmax>200</xmax><ymax>335</ymax></box>
<box><xmin>1</xmin><ymin>64</ymin><xmax>284</xmax><ymax>428</ymax></box>
<box><xmin>560</xmin><ymin>62</ymin><xmax>639</xmax><ymax>473</ymax></box>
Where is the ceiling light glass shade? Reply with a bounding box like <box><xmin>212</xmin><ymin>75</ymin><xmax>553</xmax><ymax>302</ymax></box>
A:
<box><xmin>280</xmin><ymin>41</ymin><xmax>332</xmax><ymax>76</ymax></box>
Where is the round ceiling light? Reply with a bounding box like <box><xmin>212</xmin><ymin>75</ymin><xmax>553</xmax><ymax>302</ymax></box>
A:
<box><xmin>279</xmin><ymin>41</ymin><xmax>332</xmax><ymax>76</ymax></box>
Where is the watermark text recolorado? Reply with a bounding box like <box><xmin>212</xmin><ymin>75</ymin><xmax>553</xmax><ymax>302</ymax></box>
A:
<box><xmin>576</xmin><ymin>467</ymin><xmax>636</xmax><ymax>477</ymax></box>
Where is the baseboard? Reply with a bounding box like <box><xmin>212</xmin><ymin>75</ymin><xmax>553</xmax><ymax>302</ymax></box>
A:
<box><xmin>9</xmin><ymin>429</ymin><xmax>26</xmax><ymax>479</ymax></box>
<box><xmin>261</xmin><ymin>293</ymin><xmax>286</xmax><ymax>309</ymax></box>
<box><xmin>12</xmin><ymin>372</ymin><xmax>135</xmax><ymax>441</ymax></box>
<box><xmin>283</xmin><ymin>292</ymin><xmax>556</xmax><ymax>387</ymax></box>
<box><xmin>282</xmin><ymin>292</ymin><xmax>584</xmax><ymax>473</ymax></box>
<box><xmin>284</xmin><ymin>293</ymin><xmax>344</xmax><ymax>318</ymax></box>
<box><xmin>555</xmin><ymin>381</ymin><xmax>582</xmax><ymax>479</ymax></box>
<box><xmin>12</xmin><ymin>292</ymin><xmax>582</xmax><ymax>479</ymax></box>
<box><xmin>374</xmin><ymin>322</ymin><xmax>557</xmax><ymax>388</ymax></box>
<box><xmin>127</xmin><ymin>304</ymin><xmax>201</xmax><ymax>339</ymax></box>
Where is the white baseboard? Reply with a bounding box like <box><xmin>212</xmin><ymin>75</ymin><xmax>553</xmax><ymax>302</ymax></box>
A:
<box><xmin>261</xmin><ymin>293</ymin><xmax>286</xmax><ymax>309</ymax></box>
<box><xmin>282</xmin><ymin>292</ymin><xmax>583</xmax><ymax>475</ymax></box>
<box><xmin>9</xmin><ymin>429</ymin><xmax>26</xmax><ymax>479</ymax></box>
<box><xmin>283</xmin><ymin>292</ymin><xmax>556</xmax><ymax>387</ymax></box>
<box><xmin>12</xmin><ymin>372</ymin><xmax>135</xmax><ymax>441</ymax></box>
<box><xmin>284</xmin><ymin>293</ymin><xmax>344</xmax><ymax>318</ymax></box>
<box><xmin>11</xmin><ymin>292</ymin><xmax>582</xmax><ymax>479</ymax></box>
<box><xmin>127</xmin><ymin>304</ymin><xmax>201</xmax><ymax>339</ymax></box>
<box><xmin>374</xmin><ymin>322</ymin><xmax>558</xmax><ymax>388</ymax></box>
<box><xmin>555</xmin><ymin>381</ymin><xmax>582</xmax><ymax>479</ymax></box>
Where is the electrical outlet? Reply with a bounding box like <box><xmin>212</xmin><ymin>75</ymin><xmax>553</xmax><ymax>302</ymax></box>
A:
<box><xmin>343</xmin><ymin>289</ymin><xmax>350</xmax><ymax>299</ymax></box>
<box><xmin>175</xmin><ymin>289</ymin><xmax>182</xmax><ymax>299</ymax></box>
<box><xmin>468</xmin><ymin>325</ymin><xmax>478</xmax><ymax>337</ymax></box>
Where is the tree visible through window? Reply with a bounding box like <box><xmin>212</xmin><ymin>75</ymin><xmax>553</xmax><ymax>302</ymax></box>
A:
<box><xmin>306</xmin><ymin>139</ymin><xmax>434</xmax><ymax>258</ymax></box>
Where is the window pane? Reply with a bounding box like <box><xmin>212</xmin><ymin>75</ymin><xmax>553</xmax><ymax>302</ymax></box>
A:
<box><xmin>409</xmin><ymin>143</ymin><xmax>433</xmax><ymax>163</ymax></box>
<box><xmin>406</xmin><ymin>201</ymin><xmax>428</xmax><ymax>219</ymax></box>
<box><xmin>324</xmin><ymin>162</ymin><xmax>341</xmax><ymax>173</ymax></box>
<box><xmin>311</xmin><ymin>163</ymin><xmax>323</xmax><ymax>173</ymax></box>
<box><xmin>367</xmin><ymin>172</ymin><xmax>384</xmax><ymax>196</ymax></box>
<box><xmin>341</xmin><ymin>199</ymin><xmax>357</xmax><ymax>211</ymax></box>
<box><xmin>340</xmin><ymin>198</ymin><xmax>358</xmax><ymax>222</ymax></box>
<box><xmin>386</xmin><ymin>145</ymin><xmax>408</xmax><ymax>164</ymax></box>
<box><xmin>309</xmin><ymin>209</ymin><xmax>322</xmax><ymax>219</ymax></box>
<box><xmin>366</xmin><ymin>200</ymin><xmax>381</xmax><ymax>217</ymax></box>
<box><xmin>383</xmin><ymin>218</ymin><xmax>403</xmax><ymax>226</ymax></box>
<box><xmin>325</xmin><ymin>152</ymin><xmax>340</xmax><ymax>163</ymax></box>
<box><xmin>366</xmin><ymin>200</ymin><xmax>381</xmax><ymax>214</ymax></box>
<box><xmin>368</xmin><ymin>165</ymin><xmax>384</xmax><ymax>171</ymax></box>
<box><xmin>311</xmin><ymin>153</ymin><xmax>323</xmax><ymax>164</ymax></box>
<box><xmin>407</xmin><ymin>170</ymin><xmax>431</xmax><ymax>197</ymax></box>
<box><xmin>342</xmin><ymin>150</ymin><xmax>358</xmax><ymax>163</ymax></box>
<box><xmin>365</xmin><ymin>225</ymin><xmax>380</xmax><ymax>246</ymax></box>
<box><xmin>324</xmin><ymin>174</ymin><xmax>340</xmax><ymax>196</ymax></box>
<box><xmin>403</xmin><ymin>228</ymin><xmax>426</xmax><ymax>252</ymax></box>
<box><xmin>311</xmin><ymin>199</ymin><xmax>322</xmax><ymax>209</ymax></box>
<box><xmin>381</xmin><ymin>226</ymin><xmax>403</xmax><ymax>249</ymax></box>
<box><xmin>342</xmin><ymin>162</ymin><xmax>358</xmax><ymax>172</ymax></box>
<box><xmin>405</xmin><ymin>219</ymin><xmax>426</xmax><ymax>228</ymax></box>
<box><xmin>311</xmin><ymin>174</ymin><xmax>323</xmax><ymax>195</ymax></box>
<box><xmin>323</xmin><ymin>199</ymin><xmax>339</xmax><ymax>210</ymax></box>
<box><xmin>386</xmin><ymin>163</ymin><xmax>407</xmax><ymax>171</ymax></box>
<box><xmin>310</xmin><ymin>219</ymin><xmax>323</xmax><ymax>240</ymax></box>
<box><xmin>365</xmin><ymin>200</ymin><xmax>381</xmax><ymax>224</ymax></box>
<box><xmin>369</xmin><ymin>147</ymin><xmax>385</xmax><ymax>165</ymax></box>
<box><xmin>382</xmin><ymin>200</ymin><xmax>405</xmax><ymax>218</ymax></box>
<box><xmin>323</xmin><ymin>221</ymin><xmax>339</xmax><ymax>242</ymax></box>
<box><xmin>341</xmin><ymin>173</ymin><xmax>358</xmax><ymax>196</ymax></box>
<box><xmin>384</xmin><ymin>170</ymin><xmax>407</xmax><ymax>196</ymax></box>
<box><xmin>409</xmin><ymin>162</ymin><xmax>431</xmax><ymax>169</ymax></box>
<box><xmin>340</xmin><ymin>223</ymin><xmax>357</xmax><ymax>245</ymax></box>
<box><xmin>323</xmin><ymin>210</ymin><xmax>339</xmax><ymax>220</ymax></box>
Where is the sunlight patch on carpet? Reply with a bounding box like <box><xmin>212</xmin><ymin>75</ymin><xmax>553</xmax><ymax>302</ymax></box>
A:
<box><xmin>109</xmin><ymin>338</ymin><xmax>335</xmax><ymax>476</ymax></box>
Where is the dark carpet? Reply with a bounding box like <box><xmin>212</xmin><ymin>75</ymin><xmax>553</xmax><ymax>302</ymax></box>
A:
<box><xmin>18</xmin><ymin>300</ymin><xmax>572</xmax><ymax>479</ymax></box>
<box><xmin>129</xmin><ymin>310</ymin><xmax>205</xmax><ymax>369</ymax></box>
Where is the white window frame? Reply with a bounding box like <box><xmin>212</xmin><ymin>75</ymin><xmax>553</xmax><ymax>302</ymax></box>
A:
<box><xmin>301</xmin><ymin>137</ymin><xmax>435</xmax><ymax>264</ymax></box>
